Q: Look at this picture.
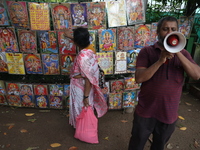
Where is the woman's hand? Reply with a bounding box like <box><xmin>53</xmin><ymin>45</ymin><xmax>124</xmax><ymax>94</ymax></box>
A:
<box><xmin>83</xmin><ymin>97</ymin><xmax>89</xmax><ymax>107</ymax></box>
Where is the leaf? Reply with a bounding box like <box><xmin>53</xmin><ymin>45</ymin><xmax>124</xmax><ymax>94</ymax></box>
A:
<box><xmin>39</xmin><ymin>110</ymin><xmax>50</xmax><ymax>112</ymax></box>
<box><xmin>28</xmin><ymin>118</ymin><xmax>37</xmax><ymax>122</ymax></box>
<box><xmin>20</xmin><ymin>129</ymin><xmax>28</xmax><ymax>133</ymax></box>
<box><xmin>25</xmin><ymin>113</ymin><xmax>35</xmax><ymax>116</ymax></box>
<box><xmin>178</xmin><ymin>116</ymin><xmax>185</xmax><ymax>120</ymax></box>
<box><xmin>179</xmin><ymin>127</ymin><xmax>187</xmax><ymax>130</ymax></box>
<box><xmin>26</xmin><ymin>146</ymin><xmax>39</xmax><ymax>150</ymax></box>
<box><xmin>8</xmin><ymin>125</ymin><xmax>14</xmax><ymax>129</ymax></box>
<box><xmin>194</xmin><ymin>140</ymin><xmax>200</xmax><ymax>148</ymax></box>
<box><xmin>4</xmin><ymin>132</ymin><xmax>7</xmax><ymax>135</ymax></box>
<box><xmin>104</xmin><ymin>136</ymin><xmax>109</xmax><ymax>140</ymax></box>
<box><xmin>166</xmin><ymin>143</ymin><xmax>173</xmax><ymax>149</ymax></box>
<box><xmin>185</xmin><ymin>102</ymin><xmax>192</xmax><ymax>106</ymax></box>
<box><xmin>50</xmin><ymin>143</ymin><xmax>61</xmax><ymax>148</ymax></box>
<box><xmin>69</xmin><ymin>146</ymin><xmax>78</xmax><ymax>150</ymax></box>
<box><xmin>121</xmin><ymin>120</ymin><xmax>128</xmax><ymax>123</ymax></box>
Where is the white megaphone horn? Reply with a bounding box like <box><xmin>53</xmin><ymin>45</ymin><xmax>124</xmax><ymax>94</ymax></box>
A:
<box><xmin>163</xmin><ymin>31</ymin><xmax>186</xmax><ymax>53</ymax></box>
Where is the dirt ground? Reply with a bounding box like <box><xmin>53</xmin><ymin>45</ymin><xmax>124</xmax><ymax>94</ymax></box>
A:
<box><xmin>0</xmin><ymin>91</ymin><xmax>200</xmax><ymax>150</ymax></box>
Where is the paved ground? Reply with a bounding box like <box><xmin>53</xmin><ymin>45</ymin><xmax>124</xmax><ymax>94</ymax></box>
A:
<box><xmin>0</xmin><ymin>91</ymin><xmax>200</xmax><ymax>150</ymax></box>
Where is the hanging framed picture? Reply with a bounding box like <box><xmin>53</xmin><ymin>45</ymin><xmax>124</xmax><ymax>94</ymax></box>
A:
<box><xmin>0</xmin><ymin>80</ymin><xmax>6</xmax><ymax>95</ymax></box>
<box><xmin>38</xmin><ymin>31</ymin><xmax>58</xmax><ymax>54</ymax></box>
<box><xmin>6</xmin><ymin>53</ymin><xmax>25</xmax><ymax>75</ymax></box>
<box><xmin>6</xmin><ymin>82</ymin><xmax>20</xmax><ymax>95</ymax></box>
<box><xmin>150</xmin><ymin>22</ymin><xmax>158</xmax><ymax>45</ymax></box>
<box><xmin>49</xmin><ymin>95</ymin><xmax>63</xmax><ymax>109</ymax></box>
<box><xmin>88</xmin><ymin>30</ymin><xmax>97</xmax><ymax>53</ymax></box>
<box><xmin>70</xmin><ymin>3</ymin><xmax>88</xmax><ymax>28</ymax></box>
<box><xmin>51</xmin><ymin>3</ymin><xmax>72</xmax><ymax>30</ymax></box>
<box><xmin>7</xmin><ymin>95</ymin><xmax>21</xmax><ymax>107</ymax></box>
<box><xmin>96</xmin><ymin>52</ymin><xmax>113</xmax><ymax>75</ymax></box>
<box><xmin>0</xmin><ymin>52</ymin><xmax>8</xmax><ymax>73</ymax></box>
<box><xmin>49</xmin><ymin>84</ymin><xmax>63</xmax><ymax>96</ymax></box>
<box><xmin>34</xmin><ymin>84</ymin><xmax>48</xmax><ymax>95</ymax></box>
<box><xmin>98</xmin><ymin>28</ymin><xmax>116</xmax><ymax>52</ymax></box>
<box><xmin>126</xmin><ymin>0</ymin><xmax>146</xmax><ymax>25</ymax></box>
<box><xmin>127</xmin><ymin>49</ymin><xmax>140</xmax><ymax>73</ymax></box>
<box><xmin>20</xmin><ymin>95</ymin><xmax>35</xmax><ymax>107</ymax></box>
<box><xmin>0</xmin><ymin>27</ymin><xmax>19</xmax><ymax>52</ymax></box>
<box><xmin>134</xmin><ymin>24</ymin><xmax>151</xmax><ymax>48</ymax></box>
<box><xmin>18</xmin><ymin>29</ymin><xmax>37</xmax><ymax>53</ymax></box>
<box><xmin>110</xmin><ymin>79</ymin><xmax>124</xmax><ymax>93</ymax></box>
<box><xmin>60</xmin><ymin>54</ymin><xmax>76</xmax><ymax>75</ymax></box>
<box><xmin>114</xmin><ymin>51</ymin><xmax>127</xmax><ymax>74</ymax></box>
<box><xmin>179</xmin><ymin>16</ymin><xmax>194</xmax><ymax>39</ymax></box>
<box><xmin>41</xmin><ymin>54</ymin><xmax>60</xmax><ymax>75</ymax></box>
<box><xmin>58</xmin><ymin>30</ymin><xmax>76</xmax><ymax>54</ymax></box>
<box><xmin>0</xmin><ymin>94</ymin><xmax>7</xmax><ymax>105</ymax></box>
<box><xmin>123</xmin><ymin>91</ymin><xmax>137</xmax><ymax>108</ymax></box>
<box><xmin>124</xmin><ymin>77</ymin><xmax>140</xmax><ymax>90</ymax></box>
<box><xmin>0</xmin><ymin>0</ymin><xmax>10</xmax><ymax>26</ymax></box>
<box><xmin>6</xmin><ymin>1</ymin><xmax>30</xmax><ymax>29</ymax></box>
<box><xmin>28</xmin><ymin>2</ymin><xmax>50</xmax><ymax>30</ymax></box>
<box><xmin>106</xmin><ymin>0</ymin><xmax>127</xmax><ymax>27</ymax></box>
<box><xmin>87</xmin><ymin>2</ymin><xmax>106</xmax><ymax>30</ymax></box>
<box><xmin>108</xmin><ymin>93</ymin><xmax>122</xmax><ymax>110</ymax></box>
<box><xmin>24</xmin><ymin>54</ymin><xmax>43</xmax><ymax>74</ymax></box>
<box><xmin>117</xmin><ymin>26</ymin><xmax>135</xmax><ymax>50</ymax></box>
<box><xmin>35</xmin><ymin>95</ymin><xmax>49</xmax><ymax>108</ymax></box>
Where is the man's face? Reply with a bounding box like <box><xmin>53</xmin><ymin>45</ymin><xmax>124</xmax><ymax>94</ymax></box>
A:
<box><xmin>157</xmin><ymin>21</ymin><xmax>178</xmax><ymax>45</ymax></box>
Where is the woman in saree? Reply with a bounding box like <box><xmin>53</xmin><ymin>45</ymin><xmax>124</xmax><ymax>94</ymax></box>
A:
<box><xmin>64</xmin><ymin>27</ymin><xmax>108</xmax><ymax>128</ymax></box>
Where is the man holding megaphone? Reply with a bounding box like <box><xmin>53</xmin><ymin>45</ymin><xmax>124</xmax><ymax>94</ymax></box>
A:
<box><xmin>128</xmin><ymin>16</ymin><xmax>200</xmax><ymax>150</ymax></box>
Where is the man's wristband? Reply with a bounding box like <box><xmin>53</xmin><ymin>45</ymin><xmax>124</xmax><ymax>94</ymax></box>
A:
<box><xmin>83</xmin><ymin>95</ymin><xmax>89</xmax><ymax>99</ymax></box>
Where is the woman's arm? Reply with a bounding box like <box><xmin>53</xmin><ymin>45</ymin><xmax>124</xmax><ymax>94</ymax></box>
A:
<box><xmin>83</xmin><ymin>77</ymin><xmax>91</xmax><ymax>107</ymax></box>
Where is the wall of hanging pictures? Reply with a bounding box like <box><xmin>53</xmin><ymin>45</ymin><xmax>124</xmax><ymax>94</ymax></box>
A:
<box><xmin>0</xmin><ymin>0</ymin><xmax>194</xmax><ymax>110</ymax></box>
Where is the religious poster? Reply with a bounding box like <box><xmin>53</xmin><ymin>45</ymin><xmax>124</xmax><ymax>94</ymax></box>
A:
<box><xmin>63</xmin><ymin>84</ymin><xmax>70</xmax><ymax>109</ymax></box>
<box><xmin>19</xmin><ymin>83</ymin><xmax>34</xmax><ymax>95</ymax></box>
<box><xmin>49</xmin><ymin>84</ymin><xmax>63</xmax><ymax>96</ymax></box>
<box><xmin>51</xmin><ymin>3</ymin><xmax>72</xmax><ymax>30</ymax></box>
<box><xmin>0</xmin><ymin>27</ymin><xmax>19</xmax><ymax>52</ymax></box>
<box><xmin>38</xmin><ymin>31</ymin><xmax>58</xmax><ymax>54</ymax></box>
<box><xmin>41</xmin><ymin>54</ymin><xmax>60</xmax><ymax>75</ymax></box>
<box><xmin>0</xmin><ymin>0</ymin><xmax>10</xmax><ymax>26</ymax></box>
<box><xmin>126</xmin><ymin>0</ymin><xmax>146</xmax><ymax>25</ymax></box>
<box><xmin>108</xmin><ymin>93</ymin><xmax>122</xmax><ymax>110</ymax></box>
<box><xmin>123</xmin><ymin>91</ymin><xmax>137</xmax><ymax>108</ymax></box>
<box><xmin>20</xmin><ymin>94</ymin><xmax>35</xmax><ymax>107</ymax></box>
<box><xmin>106</xmin><ymin>0</ymin><xmax>127</xmax><ymax>27</ymax></box>
<box><xmin>60</xmin><ymin>54</ymin><xmax>76</xmax><ymax>75</ymax></box>
<box><xmin>0</xmin><ymin>52</ymin><xmax>8</xmax><ymax>73</ymax></box>
<box><xmin>88</xmin><ymin>30</ymin><xmax>97</xmax><ymax>53</ymax></box>
<box><xmin>96</xmin><ymin>52</ymin><xmax>113</xmax><ymax>75</ymax></box>
<box><xmin>24</xmin><ymin>54</ymin><xmax>43</xmax><ymax>74</ymax></box>
<box><xmin>18</xmin><ymin>29</ymin><xmax>37</xmax><ymax>53</ymax></box>
<box><xmin>6</xmin><ymin>82</ymin><xmax>20</xmax><ymax>95</ymax></box>
<box><xmin>33</xmin><ymin>84</ymin><xmax>48</xmax><ymax>95</ymax></box>
<box><xmin>134</xmin><ymin>24</ymin><xmax>151</xmax><ymax>48</ymax></box>
<box><xmin>58</xmin><ymin>31</ymin><xmax>76</xmax><ymax>54</ymax></box>
<box><xmin>35</xmin><ymin>95</ymin><xmax>49</xmax><ymax>108</ymax></box>
<box><xmin>70</xmin><ymin>3</ymin><xmax>88</xmax><ymax>28</ymax></box>
<box><xmin>101</xmin><ymin>81</ymin><xmax>109</xmax><ymax>103</ymax></box>
<box><xmin>6</xmin><ymin>53</ymin><xmax>25</xmax><ymax>75</ymax></box>
<box><xmin>98</xmin><ymin>28</ymin><xmax>116</xmax><ymax>52</ymax></box>
<box><xmin>6</xmin><ymin>1</ymin><xmax>30</xmax><ymax>29</ymax></box>
<box><xmin>28</xmin><ymin>2</ymin><xmax>50</xmax><ymax>30</ymax></box>
<box><xmin>110</xmin><ymin>79</ymin><xmax>124</xmax><ymax>93</ymax></box>
<box><xmin>7</xmin><ymin>95</ymin><xmax>21</xmax><ymax>107</ymax></box>
<box><xmin>179</xmin><ymin>16</ymin><xmax>194</xmax><ymax>39</ymax></box>
<box><xmin>49</xmin><ymin>95</ymin><xmax>63</xmax><ymax>109</ymax></box>
<box><xmin>87</xmin><ymin>2</ymin><xmax>106</xmax><ymax>30</ymax></box>
<box><xmin>0</xmin><ymin>94</ymin><xmax>7</xmax><ymax>105</ymax></box>
<box><xmin>150</xmin><ymin>22</ymin><xmax>158</xmax><ymax>45</ymax></box>
<box><xmin>124</xmin><ymin>77</ymin><xmax>140</xmax><ymax>90</ymax></box>
<box><xmin>0</xmin><ymin>80</ymin><xmax>6</xmax><ymax>95</ymax></box>
<box><xmin>127</xmin><ymin>49</ymin><xmax>140</xmax><ymax>73</ymax></box>
<box><xmin>117</xmin><ymin>26</ymin><xmax>135</xmax><ymax>50</ymax></box>
<box><xmin>114</xmin><ymin>51</ymin><xmax>127</xmax><ymax>74</ymax></box>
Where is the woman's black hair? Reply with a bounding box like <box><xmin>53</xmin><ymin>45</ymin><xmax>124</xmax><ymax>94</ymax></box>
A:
<box><xmin>73</xmin><ymin>27</ymin><xmax>90</xmax><ymax>49</ymax></box>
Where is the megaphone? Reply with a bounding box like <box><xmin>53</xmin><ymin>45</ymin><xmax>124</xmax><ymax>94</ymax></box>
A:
<box><xmin>163</xmin><ymin>31</ymin><xmax>186</xmax><ymax>53</ymax></box>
